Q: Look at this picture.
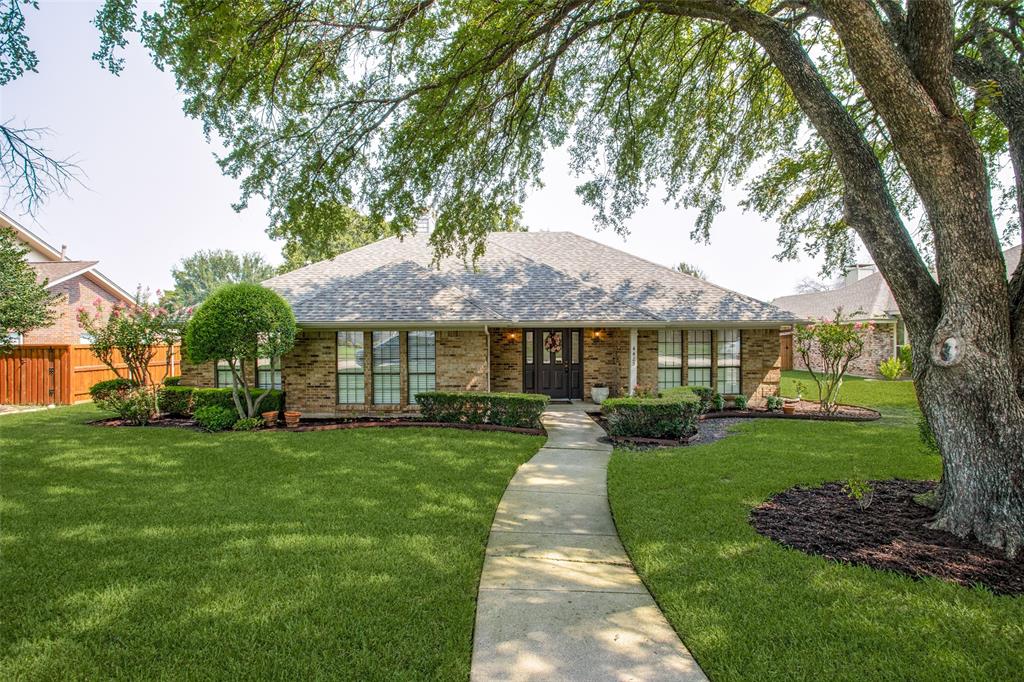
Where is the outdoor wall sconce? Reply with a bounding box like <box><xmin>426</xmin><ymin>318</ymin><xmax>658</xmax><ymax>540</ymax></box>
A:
<box><xmin>592</xmin><ymin>329</ymin><xmax>607</xmax><ymax>342</ymax></box>
<box><xmin>507</xmin><ymin>331</ymin><xmax>520</xmax><ymax>342</ymax></box>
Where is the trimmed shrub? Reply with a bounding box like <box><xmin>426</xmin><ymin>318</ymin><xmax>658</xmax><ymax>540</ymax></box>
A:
<box><xmin>158</xmin><ymin>385</ymin><xmax>194</xmax><ymax>417</ymax></box>
<box><xmin>661</xmin><ymin>386</ymin><xmax>714</xmax><ymax>414</ymax></box>
<box><xmin>194</xmin><ymin>405</ymin><xmax>237</xmax><ymax>432</ymax></box>
<box><xmin>712</xmin><ymin>393</ymin><xmax>726</xmax><ymax>411</ymax></box>
<box><xmin>163</xmin><ymin>375</ymin><xmax>182</xmax><ymax>386</ymax></box>
<box><xmin>898</xmin><ymin>343</ymin><xmax>913</xmax><ymax>375</ymax></box>
<box><xmin>192</xmin><ymin>387</ymin><xmax>284</xmax><ymax>414</ymax></box>
<box><xmin>765</xmin><ymin>394</ymin><xmax>783</xmax><ymax>411</ymax></box>
<box><xmin>734</xmin><ymin>394</ymin><xmax>748</xmax><ymax>410</ymax></box>
<box><xmin>415</xmin><ymin>391</ymin><xmax>548</xmax><ymax>429</ymax></box>
<box><xmin>89</xmin><ymin>378</ymin><xmax>137</xmax><ymax>402</ymax></box>
<box><xmin>232</xmin><ymin>417</ymin><xmax>264</xmax><ymax>431</ymax></box>
<box><xmin>602</xmin><ymin>394</ymin><xmax>701</xmax><ymax>439</ymax></box>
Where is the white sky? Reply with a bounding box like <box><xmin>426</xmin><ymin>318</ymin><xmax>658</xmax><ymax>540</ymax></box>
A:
<box><xmin>2</xmin><ymin>1</ymin><xmax>834</xmax><ymax>301</ymax></box>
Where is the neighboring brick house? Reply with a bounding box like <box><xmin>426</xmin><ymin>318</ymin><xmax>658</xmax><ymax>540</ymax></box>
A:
<box><xmin>3</xmin><ymin>211</ymin><xmax>134</xmax><ymax>345</ymax></box>
<box><xmin>181</xmin><ymin>231</ymin><xmax>796</xmax><ymax>416</ymax></box>
<box><xmin>772</xmin><ymin>244</ymin><xmax>1022</xmax><ymax>378</ymax></box>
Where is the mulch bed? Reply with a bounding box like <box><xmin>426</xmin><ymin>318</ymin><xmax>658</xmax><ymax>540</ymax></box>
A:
<box><xmin>750</xmin><ymin>479</ymin><xmax>1024</xmax><ymax>596</ymax></box>
<box><xmin>90</xmin><ymin>416</ymin><xmax>544</xmax><ymax>436</ymax></box>
<box><xmin>704</xmin><ymin>400</ymin><xmax>879</xmax><ymax>422</ymax></box>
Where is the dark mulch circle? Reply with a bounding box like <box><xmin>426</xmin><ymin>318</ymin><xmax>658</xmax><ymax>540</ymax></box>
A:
<box><xmin>750</xmin><ymin>479</ymin><xmax>1023</xmax><ymax>596</ymax></box>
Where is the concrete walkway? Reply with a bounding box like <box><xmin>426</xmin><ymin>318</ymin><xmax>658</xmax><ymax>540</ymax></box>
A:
<box><xmin>471</xmin><ymin>403</ymin><xmax>707</xmax><ymax>681</ymax></box>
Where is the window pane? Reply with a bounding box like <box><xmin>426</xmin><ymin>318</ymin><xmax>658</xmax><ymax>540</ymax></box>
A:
<box><xmin>718</xmin><ymin>329</ymin><xmax>741</xmax><ymax>367</ymax></box>
<box><xmin>407</xmin><ymin>331</ymin><xmax>436</xmax><ymax>405</ymax></box>
<box><xmin>257</xmin><ymin>357</ymin><xmax>282</xmax><ymax>390</ymax></box>
<box><xmin>687</xmin><ymin>367</ymin><xmax>712</xmax><ymax>387</ymax></box>
<box><xmin>717</xmin><ymin>367</ymin><xmax>740</xmax><ymax>394</ymax></box>
<box><xmin>337</xmin><ymin>332</ymin><xmax>365</xmax><ymax>403</ymax></box>
<box><xmin>337</xmin><ymin>331</ymin><xmax>364</xmax><ymax>372</ymax></box>
<box><xmin>338</xmin><ymin>373</ymin><xmax>365</xmax><ymax>404</ymax></box>
<box><xmin>571</xmin><ymin>331</ymin><xmax>580</xmax><ymax>364</ymax></box>
<box><xmin>687</xmin><ymin>329</ymin><xmax>712</xmax><ymax>368</ymax></box>
<box><xmin>525</xmin><ymin>331</ymin><xmax>534</xmax><ymax>364</ymax></box>
<box><xmin>373</xmin><ymin>331</ymin><xmax>400</xmax><ymax>404</ymax></box>
<box><xmin>216</xmin><ymin>359</ymin><xmax>234</xmax><ymax>388</ymax></box>
<box><xmin>657</xmin><ymin>329</ymin><xmax>683</xmax><ymax>389</ymax></box>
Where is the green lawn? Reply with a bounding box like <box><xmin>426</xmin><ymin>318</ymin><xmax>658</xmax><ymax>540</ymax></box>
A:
<box><xmin>609</xmin><ymin>371</ymin><xmax>1023</xmax><ymax>681</ymax></box>
<box><xmin>0</xmin><ymin>405</ymin><xmax>543</xmax><ymax>680</ymax></box>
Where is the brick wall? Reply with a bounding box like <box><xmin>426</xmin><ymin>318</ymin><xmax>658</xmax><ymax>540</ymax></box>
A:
<box><xmin>793</xmin><ymin>322</ymin><xmax>895</xmax><ymax>379</ymax></box>
<box><xmin>579</xmin><ymin>328</ymin><xmax>657</xmax><ymax>398</ymax></box>
<box><xmin>489</xmin><ymin>328</ymin><xmax>522</xmax><ymax>392</ymax></box>
<box><xmin>741</xmin><ymin>328</ymin><xmax>781</xmax><ymax>406</ymax></box>
<box><xmin>436</xmin><ymin>329</ymin><xmax>488</xmax><ymax>392</ymax></box>
<box><xmin>22</xmin><ymin>274</ymin><xmax>122</xmax><ymax>345</ymax></box>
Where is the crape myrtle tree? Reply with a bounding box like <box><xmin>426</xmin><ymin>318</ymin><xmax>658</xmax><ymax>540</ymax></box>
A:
<box><xmin>184</xmin><ymin>283</ymin><xmax>296</xmax><ymax>419</ymax></box>
<box><xmin>95</xmin><ymin>2</ymin><xmax>1024</xmax><ymax>555</ymax></box>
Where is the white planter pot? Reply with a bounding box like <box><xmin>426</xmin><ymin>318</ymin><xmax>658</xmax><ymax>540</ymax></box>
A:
<box><xmin>591</xmin><ymin>386</ymin><xmax>610</xmax><ymax>404</ymax></box>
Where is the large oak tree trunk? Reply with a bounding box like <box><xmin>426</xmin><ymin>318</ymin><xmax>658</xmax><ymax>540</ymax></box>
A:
<box><xmin>915</xmin><ymin>353</ymin><xmax>1024</xmax><ymax>558</ymax></box>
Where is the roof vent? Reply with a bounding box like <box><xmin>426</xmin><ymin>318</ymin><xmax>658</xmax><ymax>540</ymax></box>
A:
<box><xmin>414</xmin><ymin>210</ymin><xmax>433</xmax><ymax>235</ymax></box>
<box><xmin>843</xmin><ymin>263</ymin><xmax>876</xmax><ymax>286</ymax></box>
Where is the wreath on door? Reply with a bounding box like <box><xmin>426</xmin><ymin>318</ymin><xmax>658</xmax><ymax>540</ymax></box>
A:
<box><xmin>543</xmin><ymin>332</ymin><xmax>562</xmax><ymax>354</ymax></box>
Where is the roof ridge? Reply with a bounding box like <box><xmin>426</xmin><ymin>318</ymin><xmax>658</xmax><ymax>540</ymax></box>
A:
<box><xmin>487</xmin><ymin>236</ymin><xmax>665</xmax><ymax>322</ymax></box>
<box><xmin>560</xmin><ymin>231</ymin><xmax>782</xmax><ymax>310</ymax></box>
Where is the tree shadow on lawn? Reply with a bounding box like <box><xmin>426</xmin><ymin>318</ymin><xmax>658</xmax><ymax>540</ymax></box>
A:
<box><xmin>1</xmin><ymin>406</ymin><xmax>543</xmax><ymax>680</ymax></box>
<box><xmin>608</xmin><ymin>416</ymin><xmax>1024</xmax><ymax>682</ymax></box>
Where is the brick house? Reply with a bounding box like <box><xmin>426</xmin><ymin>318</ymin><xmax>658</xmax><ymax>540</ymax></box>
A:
<box><xmin>772</xmin><ymin>244</ymin><xmax>1021</xmax><ymax>378</ymax></box>
<box><xmin>3</xmin><ymin>211</ymin><xmax>134</xmax><ymax>345</ymax></box>
<box><xmin>181</xmin><ymin>231</ymin><xmax>796</xmax><ymax>416</ymax></box>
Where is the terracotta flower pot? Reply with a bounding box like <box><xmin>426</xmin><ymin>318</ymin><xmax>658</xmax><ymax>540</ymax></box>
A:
<box><xmin>262</xmin><ymin>410</ymin><xmax>279</xmax><ymax>427</ymax></box>
<box><xmin>284</xmin><ymin>411</ymin><xmax>301</xmax><ymax>427</ymax></box>
<box><xmin>782</xmin><ymin>402</ymin><xmax>797</xmax><ymax>415</ymax></box>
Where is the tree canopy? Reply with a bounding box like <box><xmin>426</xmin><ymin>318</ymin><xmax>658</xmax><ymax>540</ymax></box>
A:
<box><xmin>0</xmin><ymin>225</ymin><xmax>58</xmax><ymax>351</ymax></box>
<box><xmin>170</xmin><ymin>249</ymin><xmax>276</xmax><ymax>307</ymax></box>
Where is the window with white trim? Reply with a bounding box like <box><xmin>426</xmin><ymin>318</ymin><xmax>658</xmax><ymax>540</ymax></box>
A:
<box><xmin>407</xmin><ymin>331</ymin><xmax>435</xmax><ymax>404</ymax></box>
<box><xmin>717</xmin><ymin>329</ymin><xmax>741</xmax><ymax>394</ymax></box>
<box><xmin>373</xmin><ymin>331</ymin><xmax>401</xmax><ymax>404</ymax></box>
<box><xmin>657</xmin><ymin>329</ymin><xmax>683</xmax><ymax>390</ymax></box>
<box><xmin>337</xmin><ymin>331</ymin><xmax>365</xmax><ymax>404</ymax></box>
<box><xmin>687</xmin><ymin>330</ymin><xmax>712</xmax><ymax>386</ymax></box>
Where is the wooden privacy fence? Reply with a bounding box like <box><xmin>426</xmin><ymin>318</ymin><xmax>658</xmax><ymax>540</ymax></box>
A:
<box><xmin>0</xmin><ymin>344</ymin><xmax>181</xmax><ymax>406</ymax></box>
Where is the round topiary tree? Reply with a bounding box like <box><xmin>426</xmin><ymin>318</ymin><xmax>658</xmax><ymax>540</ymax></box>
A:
<box><xmin>185</xmin><ymin>283</ymin><xmax>296</xmax><ymax>419</ymax></box>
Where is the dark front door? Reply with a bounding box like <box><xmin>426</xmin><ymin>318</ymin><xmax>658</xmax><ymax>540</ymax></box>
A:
<box><xmin>523</xmin><ymin>329</ymin><xmax>583</xmax><ymax>399</ymax></box>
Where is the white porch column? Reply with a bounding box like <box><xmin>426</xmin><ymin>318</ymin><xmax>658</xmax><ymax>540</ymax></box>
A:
<box><xmin>628</xmin><ymin>328</ymin><xmax>638</xmax><ymax>395</ymax></box>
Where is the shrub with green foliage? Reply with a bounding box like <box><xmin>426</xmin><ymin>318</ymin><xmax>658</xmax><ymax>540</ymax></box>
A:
<box><xmin>158</xmin><ymin>385</ymin><xmax>194</xmax><ymax>416</ymax></box>
<box><xmin>734</xmin><ymin>394</ymin><xmax>747</xmax><ymax>410</ymax></box>
<box><xmin>89</xmin><ymin>378</ymin><xmax>138</xmax><ymax>401</ymax></box>
<box><xmin>662</xmin><ymin>385</ymin><xmax>713</xmax><ymax>414</ymax></box>
<box><xmin>91</xmin><ymin>383</ymin><xmax>157</xmax><ymax>425</ymax></box>
<box><xmin>878</xmin><ymin>356</ymin><xmax>906</xmax><ymax>381</ymax></box>
<box><xmin>163</xmin><ymin>375</ymin><xmax>182</xmax><ymax>386</ymax></box>
<box><xmin>712</xmin><ymin>393</ymin><xmax>726</xmax><ymax>411</ymax></box>
<box><xmin>898</xmin><ymin>343</ymin><xmax>913</xmax><ymax>375</ymax></box>
<box><xmin>415</xmin><ymin>391</ymin><xmax>548</xmax><ymax>428</ymax></box>
<box><xmin>192</xmin><ymin>387</ymin><xmax>284</xmax><ymax>414</ymax></box>
<box><xmin>765</xmin><ymin>394</ymin><xmax>783</xmax><ymax>411</ymax></box>
<box><xmin>194</xmin><ymin>405</ymin><xmax>238</xmax><ymax>432</ymax></box>
<box><xmin>231</xmin><ymin>417</ymin><xmax>264</xmax><ymax>431</ymax></box>
<box><xmin>602</xmin><ymin>394</ymin><xmax>701</xmax><ymax>439</ymax></box>
<box><xmin>185</xmin><ymin>283</ymin><xmax>296</xmax><ymax>418</ymax></box>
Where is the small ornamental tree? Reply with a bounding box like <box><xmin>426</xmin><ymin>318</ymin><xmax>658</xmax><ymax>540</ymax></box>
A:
<box><xmin>794</xmin><ymin>309</ymin><xmax>874</xmax><ymax>415</ymax></box>
<box><xmin>184</xmin><ymin>283</ymin><xmax>296</xmax><ymax>419</ymax></box>
<box><xmin>0</xmin><ymin>226</ymin><xmax>59</xmax><ymax>352</ymax></box>
<box><xmin>77</xmin><ymin>288</ymin><xmax>187</xmax><ymax>386</ymax></box>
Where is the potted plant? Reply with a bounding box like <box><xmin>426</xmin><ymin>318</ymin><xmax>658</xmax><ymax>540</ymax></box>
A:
<box><xmin>591</xmin><ymin>383</ymin><xmax>610</xmax><ymax>404</ymax></box>
<box><xmin>284</xmin><ymin>410</ymin><xmax>301</xmax><ymax>427</ymax></box>
<box><xmin>782</xmin><ymin>401</ymin><xmax>797</xmax><ymax>415</ymax></box>
<box><xmin>262</xmin><ymin>410</ymin><xmax>279</xmax><ymax>427</ymax></box>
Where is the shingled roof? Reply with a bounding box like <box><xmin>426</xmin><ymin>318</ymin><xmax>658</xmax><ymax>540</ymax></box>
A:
<box><xmin>28</xmin><ymin>261</ymin><xmax>98</xmax><ymax>286</ymax></box>
<box><xmin>263</xmin><ymin>231</ymin><xmax>794</xmax><ymax>326</ymax></box>
<box><xmin>772</xmin><ymin>244</ymin><xmax>1022</xmax><ymax>322</ymax></box>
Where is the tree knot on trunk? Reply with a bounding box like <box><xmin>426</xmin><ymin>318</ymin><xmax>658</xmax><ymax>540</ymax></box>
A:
<box><xmin>930</xmin><ymin>320</ymin><xmax>965</xmax><ymax>367</ymax></box>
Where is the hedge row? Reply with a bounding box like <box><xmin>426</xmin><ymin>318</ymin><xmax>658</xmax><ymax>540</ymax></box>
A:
<box><xmin>602</xmin><ymin>392</ymin><xmax>702</xmax><ymax>439</ymax></box>
<box><xmin>415</xmin><ymin>391</ymin><xmax>548</xmax><ymax>429</ymax></box>
<box><xmin>156</xmin><ymin>386</ymin><xmax>284</xmax><ymax>417</ymax></box>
